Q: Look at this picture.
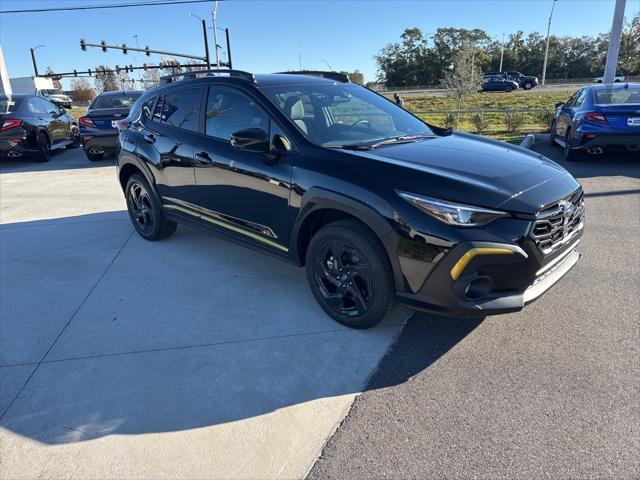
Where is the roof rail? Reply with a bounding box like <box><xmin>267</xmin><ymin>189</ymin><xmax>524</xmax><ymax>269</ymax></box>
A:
<box><xmin>160</xmin><ymin>68</ymin><xmax>255</xmax><ymax>84</ymax></box>
<box><xmin>275</xmin><ymin>70</ymin><xmax>350</xmax><ymax>83</ymax></box>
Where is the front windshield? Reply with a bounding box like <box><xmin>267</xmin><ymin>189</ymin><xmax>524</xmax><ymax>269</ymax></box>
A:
<box><xmin>42</xmin><ymin>89</ymin><xmax>62</xmax><ymax>95</ymax></box>
<box><xmin>260</xmin><ymin>82</ymin><xmax>433</xmax><ymax>147</ymax></box>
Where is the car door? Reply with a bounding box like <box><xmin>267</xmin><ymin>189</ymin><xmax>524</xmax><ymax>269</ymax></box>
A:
<box><xmin>40</xmin><ymin>97</ymin><xmax>69</xmax><ymax>144</ymax></box>
<box><xmin>192</xmin><ymin>84</ymin><xmax>293</xmax><ymax>251</ymax></box>
<box><xmin>136</xmin><ymin>87</ymin><xmax>200</xmax><ymax>212</ymax></box>
<box><xmin>556</xmin><ymin>90</ymin><xmax>581</xmax><ymax>138</ymax></box>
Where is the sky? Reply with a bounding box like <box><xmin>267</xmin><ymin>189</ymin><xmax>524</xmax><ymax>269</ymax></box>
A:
<box><xmin>1</xmin><ymin>0</ymin><xmax>639</xmax><ymax>89</ymax></box>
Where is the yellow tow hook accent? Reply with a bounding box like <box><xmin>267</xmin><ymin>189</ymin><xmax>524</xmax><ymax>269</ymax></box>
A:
<box><xmin>450</xmin><ymin>248</ymin><xmax>514</xmax><ymax>280</ymax></box>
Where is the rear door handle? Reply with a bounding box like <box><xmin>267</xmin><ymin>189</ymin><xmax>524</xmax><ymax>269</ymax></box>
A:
<box><xmin>195</xmin><ymin>152</ymin><xmax>212</xmax><ymax>165</ymax></box>
<box><xmin>143</xmin><ymin>133</ymin><xmax>156</xmax><ymax>144</ymax></box>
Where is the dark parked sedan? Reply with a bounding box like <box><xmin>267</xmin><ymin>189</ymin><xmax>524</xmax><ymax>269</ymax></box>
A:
<box><xmin>80</xmin><ymin>90</ymin><xmax>143</xmax><ymax>161</ymax></box>
<box><xmin>0</xmin><ymin>94</ymin><xmax>79</xmax><ymax>162</ymax></box>
<box><xmin>482</xmin><ymin>74</ymin><xmax>519</xmax><ymax>92</ymax></box>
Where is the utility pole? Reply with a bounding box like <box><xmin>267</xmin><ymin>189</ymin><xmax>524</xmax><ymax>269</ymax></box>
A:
<box><xmin>603</xmin><ymin>0</ymin><xmax>626</xmax><ymax>83</ymax></box>
<box><xmin>499</xmin><ymin>33</ymin><xmax>505</xmax><ymax>72</ymax></box>
<box><xmin>211</xmin><ymin>1</ymin><xmax>220</xmax><ymax>67</ymax></box>
<box><xmin>541</xmin><ymin>0</ymin><xmax>558</xmax><ymax>86</ymax></box>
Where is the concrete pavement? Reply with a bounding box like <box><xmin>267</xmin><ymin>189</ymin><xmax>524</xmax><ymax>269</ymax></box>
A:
<box><xmin>0</xmin><ymin>149</ymin><xmax>409</xmax><ymax>479</ymax></box>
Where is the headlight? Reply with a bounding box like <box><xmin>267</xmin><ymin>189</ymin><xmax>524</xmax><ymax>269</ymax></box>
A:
<box><xmin>396</xmin><ymin>191</ymin><xmax>508</xmax><ymax>227</ymax></box>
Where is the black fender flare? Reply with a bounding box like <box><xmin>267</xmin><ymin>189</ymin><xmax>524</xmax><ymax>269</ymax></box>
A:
<box><xmin>290</xmin><ymin>187</ymin><xmax>405</xmax><ymax>291</ymax></box>
<box><xmin>118</xmin><ymin>155</ymin><xmax>163</xmax><ymax>206</ymax></box>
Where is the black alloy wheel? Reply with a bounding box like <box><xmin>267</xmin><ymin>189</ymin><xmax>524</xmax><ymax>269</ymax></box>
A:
<box><xmin>33</xmin><ymin>132</ymin><xmax>51</xmax><ymax>162</ymax></box>
<box><xmin>305</xmin><ymin>219</ymin><xmax>396</xmax><ymax>329</ymax></box>
<box><xmin>125</xmin><ymin>174</ymin><xmax>177</xmax><ymax>241</ymax></box>
<box><xmin>128</xmin><ymin>180</ymin><xmax>155</xmax><ymax>236</ymax></box>
<box><xmin>313</xmin><ymin>240</ymin><xmax>374</xmax><ymax>317</ymax></box>
<box><xmin>69</xmin><ymin>125</ymin><xmax>81</xmax><ymax>148</ymax></box>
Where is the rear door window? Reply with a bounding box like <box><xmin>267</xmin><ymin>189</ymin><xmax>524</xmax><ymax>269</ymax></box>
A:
<box><xmin>161</xmin><ymin>88</ymin><xmax>200</xmax><ymax>132</ymax></box>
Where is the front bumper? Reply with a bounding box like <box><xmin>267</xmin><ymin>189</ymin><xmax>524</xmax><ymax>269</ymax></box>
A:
<box><xmin>396</xmin><ymin>233</ymin><xmax>582</xmax><ymax>318</ymax></box>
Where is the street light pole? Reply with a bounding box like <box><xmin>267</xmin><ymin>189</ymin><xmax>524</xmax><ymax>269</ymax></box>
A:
<box><xmin>30</xmin><ymin>45</ymin><xmax>44</xmax><ymax>77</ymax></box>
<box><xmin>603</xmin><ymin>0</ymin><xmax>626</xmax><ymax>84</ymax></box>
<box><xmin>190</xmin><ymin>14</ymin><xmax>211</xmax><ymax>68</ymax></box>
<box><xmin>499</xmin><ymin>33</ymin><xmax>505</xmax><ymax>72</ymax></box>
<box><xmin>541</xmin><ymin>0</ymin><xmax>558</xmax><ymax>86</ymax></box>
<box><xmin>211</xmin><ymin>1</ymin><xmax>220</xmax><ymax>67</ymax></box>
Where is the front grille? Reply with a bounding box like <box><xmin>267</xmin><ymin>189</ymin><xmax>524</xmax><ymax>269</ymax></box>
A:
<box><xmin>531</xmin><ymin>188</ymin><xmax>585</xmax><ymax>255</ymax></box>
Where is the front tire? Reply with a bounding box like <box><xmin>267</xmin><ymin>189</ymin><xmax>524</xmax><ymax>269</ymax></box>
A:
<box><xmin>305</xmin><ymin>219</ymin><xmax>396</xmax><ymax>329</ymax></box>
<box><xmin>125</xmin><ymin>174</ymin><xmax>177</xmax><ymax>241</ymax></box>
<box><xmin>504</xmin><ymin>85</ymin><xmax>513</xmax><ymax>93</ymax></box>
<box><xmin>523</xmin><ymin>82</ymin><xmax>533</xmax><ymax>90</ymax></box>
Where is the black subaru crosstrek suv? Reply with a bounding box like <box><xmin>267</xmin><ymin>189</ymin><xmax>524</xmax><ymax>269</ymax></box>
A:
<box><xmin>117</xmin><ymin>70</ymin><xmax>584</xmax><ymax>329</ymax></box>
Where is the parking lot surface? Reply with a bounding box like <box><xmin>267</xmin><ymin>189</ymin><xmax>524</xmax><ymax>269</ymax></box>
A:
<box><xmin>0</xmin><ymin>149</ymin><xmax>409</xmax><ymax>479</ymax></box>
<box><xmin>309</xmin><ymin>138</ymin><xmax>640</xmax><ymax>479</ymax></box>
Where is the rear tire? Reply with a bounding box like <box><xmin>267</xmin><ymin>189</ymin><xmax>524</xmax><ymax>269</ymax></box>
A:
<box><xmin>563</xmin><ymin>129</ymin><xmax>580</xmax><ymax>161</ymax></box>
<box><xmin>549</xmin><ymin>121</ymin><xmax>558</xmax><ymax>146</ymax></box>
<box><xmin>505</xmin><ymin>85</ymin><xmax>513</xmax><ymax>93</ymax></box>
<box><xmin>125</xmin><ymin>174</ymin><xmax>177</xmax><ymax>241</ymax></box>
<box><xmin>68</xmin><ymin>125</ymin><xmax>81</xmax><ymax>148</ymax></box>
<box><xmin>33</xmin><ymin>132</ymin><xmax>51</xmax><ymax>163</ymax></box>
<box><xmin>305</xmin><ymin>219</ymin><xmax>396</xmax><ymax>329</ymax></box>
<box><xmin>85</xmin><ymin>149</ymin><xmax>104</xmax><ymax>162</ymax></box>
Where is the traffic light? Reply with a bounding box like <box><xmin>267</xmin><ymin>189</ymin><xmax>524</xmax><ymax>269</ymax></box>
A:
<box><xmin>144</xmin><ymin>46</ymin><xmax>150</xmax><ymax>56</ymax></box>
<box><xmin>100</xmin><ymin>40</ymin><xmax>107</xmax><ymax>52</ymax></box>
<box><xmin>80</xmin><ymin>39</ymin><xmax>86</xmax><ymax>51</ymax></box>
<box><xmin>122</xmin><ymin>43</ymin><xmax>128</xmax><ymax>55</ymax></box>
<box><xmin>88</xmin><ymin>69</ymin><xmax>92</xmax><ymax>76</ymax></box>
<box><xmin>73</xmin><ymin>69</ymin><xmax>78</xmax><ymax>77</ymax></box>
<box><xmin>115</xmin><ymin>65</ymin><xmax>120</xmax><ymax>73</ymax></box>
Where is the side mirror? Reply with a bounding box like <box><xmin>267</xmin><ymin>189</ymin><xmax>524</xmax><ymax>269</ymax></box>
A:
<box><xmin>555</xmin><ymin>102</ymin><xmax>564</xmax><ymax>108</ymax></box>
<box><xmin>58</xmin><ymin>108</ymin><xmax>66</xmax><ymax>115</ymax></box>
<box><xmin>230</xmin><ymin>128</ymin><xmax>269</xmax><ymax>152</ymax></box>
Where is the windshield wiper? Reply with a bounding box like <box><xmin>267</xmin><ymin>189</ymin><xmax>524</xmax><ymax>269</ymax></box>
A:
<box><xmin>336</xmin><ymin>134</ymin><xmax>436</xmax><ymax>151</ymax></box>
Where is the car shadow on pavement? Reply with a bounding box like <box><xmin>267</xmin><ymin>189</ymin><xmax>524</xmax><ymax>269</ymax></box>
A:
<box><xmin>0</xmin><ymin>148</ymin><xmax>116</xmax><ymax>174</ymax></box>
<box><xmin>532</xmin><ymin>134</ymin><xmax>640</xmax><ymax>180</ymax></box>
<box><xmin>0</xmin><ymin>210</ymin><xmax>484</xmax><ymax>446</ymax></box>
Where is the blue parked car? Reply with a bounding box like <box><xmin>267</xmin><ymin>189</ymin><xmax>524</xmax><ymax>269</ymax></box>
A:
<box><xmin>550</xmin><ymin>83</ymin><xmax>640</xmax><ymax>160</ymax></box>
<box><xmin>79</xmin><ymin>90</ymin><xmax>143</xmax><ymax>161</ymax></box>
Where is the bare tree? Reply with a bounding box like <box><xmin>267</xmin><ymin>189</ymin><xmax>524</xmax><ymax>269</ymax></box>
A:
<box><xmin>440</xmin><ymin>44</ymin><xmax>483</xmax><ymax>112</ymax></box>
<box><xmin>45</xmin><ymin>67</ymin><xmax>62</xmax><ymax>90</ymax></box>
<box><xmin>142</xmin><ymin>68</ymin><xmax>161</xmax><ymax>89</ymax></box>
<box><xmin>94</xmin><ymin>65</ymin><xmax>118</xmax><ymax>93</ymax></box>
<box><xmin>70</xmin><ymin>78</ymin><xmax>96</xmax><ymax>104</ymax></box>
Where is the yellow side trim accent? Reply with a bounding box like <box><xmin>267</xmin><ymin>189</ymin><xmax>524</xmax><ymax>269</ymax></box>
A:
<box><xmin>164</xmin><ymin>204</ymin><xmax>289</xmax><ymax>253</ymax></box>
<box><xmin>450</xmin><ymin>248</ymin><xmax>514</xmax><ymax>280</ymax></box>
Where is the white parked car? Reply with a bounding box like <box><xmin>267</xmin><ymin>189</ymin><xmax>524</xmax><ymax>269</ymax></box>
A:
<box><xmin>593</xmin><ymin>75</ymin><xmax>625</xmax><ymax>83</ymax></box>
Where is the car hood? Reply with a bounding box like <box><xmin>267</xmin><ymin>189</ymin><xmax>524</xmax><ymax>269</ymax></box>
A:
<box><xmin>346</xmin><ymin>132</ymin><xmax>581</xmax><ymax>215</ymax></box>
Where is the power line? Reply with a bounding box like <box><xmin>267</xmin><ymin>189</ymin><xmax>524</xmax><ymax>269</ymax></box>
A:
<box><xmin>0</xmin><ymin>0</ymin><xmax>215</xmax><ymax>14</ymax></box>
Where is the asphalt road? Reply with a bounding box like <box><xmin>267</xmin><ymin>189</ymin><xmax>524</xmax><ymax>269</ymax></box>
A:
<box><xmin>308</xmin><ymin>139</ymin><xmax>640</xmax><ymax>479</ymax></box>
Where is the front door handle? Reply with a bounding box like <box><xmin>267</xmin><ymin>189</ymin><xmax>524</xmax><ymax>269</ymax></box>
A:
<box><xmin>195</xmin><ymin>151</ymin><xmax>213</xmax><ymax>165</ymax></box>
<box><xmin>143</xmin><ymin>133</ymin><xmax>156</xmax><ymax>144</ymax></box>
